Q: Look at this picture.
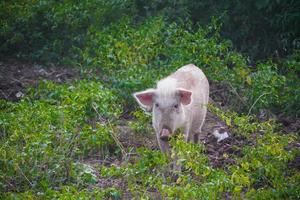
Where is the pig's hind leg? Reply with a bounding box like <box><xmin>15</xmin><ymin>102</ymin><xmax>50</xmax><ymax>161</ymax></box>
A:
<box><xmin>193</xmin><ymin>131</ymin><xmax>200</xmax><ymax>143</ymax></box>
<box><xmin>193</xmin><ymin>106</ymin><xmax>207</xmax><ymax>143</ymax></box>
<box><xmin>184</xmin><ymin>125</ymin><xmax>200</xmax><ymax>143</ymax></box>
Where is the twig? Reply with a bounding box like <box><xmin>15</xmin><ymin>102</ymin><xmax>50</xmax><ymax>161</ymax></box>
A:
<box><xmin>66</xmin><ymin>128</ymin><xmax>80</xmax><ymax>158</ymax></box>
<box><xmin>107</xmin><ymin>120</ymin><xmax>127</xmax><ymax>158</ymax></box>
<box><xmin>226</xmin><ymin>82</ymin><xmax>248</xmax><ymax>107</ymax></box>
<box><xmin>17</xmin><ymin>164</ymin><xmax>33</xmax><ymax>187</ymax></box>
<box><xmin>56</xmin><ymin>72</ymin><xmax>67</xmax><ymax>78</ymax></box>
<box><xmin>247</xmin><ymin>92</ymin><xmax>271</xmax><ymax>116</ymax></box>
<box><xmin>0</xmin><ymin>89</ymin><xmax>8</xmax><ymax>99</ymax></box>
<box><xmin>123</xmin><ymin>148</ymin><xmax>137</xmax><ymax>163</ymax></box>
<box><xmin>92</xmin><ymin>104</ymin><xmax>127</xmax><ymax>159</ymax></box>
<box><xmin>210</xmin><ymin>88</ymin><xmax>226</xmax><ymax>95</ymax></box>
<box><xmin>10</xmin><ymin>77</ymin><xmax>24</xmax><ymax>85</ymax></box>
<box><xmin>2</xmin><ymin>176</ymin><xmax>12</xmax><ymax>187</ymax></box>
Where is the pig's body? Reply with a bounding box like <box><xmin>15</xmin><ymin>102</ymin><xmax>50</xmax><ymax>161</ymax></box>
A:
<box><xmin>169</xmin><ymin>64</ymin><xmax>209</xmax><ymax>138</ymax></box>
<box><xmin>134</xmin><ymin>64</ymin><xmax>209</xmax><ymax>153</ymax></box>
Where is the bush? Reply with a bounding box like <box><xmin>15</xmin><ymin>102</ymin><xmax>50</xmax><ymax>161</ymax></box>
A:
<box><xmin>0</xmin><ymin>0</ymin><xmax>135</xmax><ymax>63</ymax></box>
<box><xmin>1</xmin><ymin>1</ymin><xmax>299</xmax><ymax>116</ymax></box>
<box><xmin>101</xmin><ymin>106</ymin><xmax>299</xmax><ymax>199</ymax></box>
<box><xmin>81</xmin><ymin>16</ymin><xmax>298</xmax><ymax>116</ymax></box>
<box><xmin>135</xmin><ymin>0</ymin><xmax>300</xmax><ymax>60</ymax></box>
<box><xmin>0</xmin><ymin>80</ymin><xmax>122</xmax><ymax>193</ymax></box>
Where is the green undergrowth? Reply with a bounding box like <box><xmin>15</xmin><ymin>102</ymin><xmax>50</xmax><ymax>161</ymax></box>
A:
<box><xmin>99</xmin><ymin>107</ymin><xmax>299</xmax><ymax>199</ymax></box>
<box><xmin>80</xmin><ymin>18</ymin><xmax>298</xmax><ymax>116</ymax></box>
<box><xmin>82</xmin><ymin>16</ymin><xmax>299</xmax><ymax>116</ymax></box>
<box><xmin>0</xmin><ymin>80</ymin><xmax>299</xmax><ymax>199</ymax></box>
<box><xmin>1</xmin><ymin>1</ymin><xmax>299</xmax><ymax>116</ymax></box>
<box><xmin>1</xmin><ymin>1</ymin><xmax>299</xmax><ymax>199</ymax></box>
<box><xmin>0</xmin><ymin>80</ymin><xmax>123</xmax><ymax>198</ymax></box>
<box><xmin>4</xmin><ymin>186</ymin><xmax>121</xmax><ymax>200</ymax></box>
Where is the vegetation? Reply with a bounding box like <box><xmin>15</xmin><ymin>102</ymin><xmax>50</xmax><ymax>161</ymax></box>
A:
<box><xmin>0</xmin><ymin>0</ymin><xmax>299</xmax><ymax>199</ymax></box>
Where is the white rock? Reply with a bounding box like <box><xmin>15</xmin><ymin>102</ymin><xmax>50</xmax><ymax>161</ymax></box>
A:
<box><xmin>15</xmin><ymin>91</ymin><xmax>24</xmax><ymax>98</ymax></box>
<box><xmin>213</xmin><ymin>129</ymin><xmax>229</xmax><ymax>142</ymax></box>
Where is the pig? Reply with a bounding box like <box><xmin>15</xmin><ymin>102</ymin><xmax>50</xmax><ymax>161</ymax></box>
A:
<box><xmin>133</xmin><ymin>64</ymin><xmax>209</xmax><ymax>153</ymax></box>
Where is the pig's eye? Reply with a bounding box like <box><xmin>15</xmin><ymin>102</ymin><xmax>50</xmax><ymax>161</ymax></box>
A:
<box><xmin>155</xmin><ymin>103</ymin><xmax>159</xmax><ymax>108</ymax></box>
<box><xmin>174</xmin><ymin>104</ymin><xmax>179</xmax><ymax>109</ymax></box>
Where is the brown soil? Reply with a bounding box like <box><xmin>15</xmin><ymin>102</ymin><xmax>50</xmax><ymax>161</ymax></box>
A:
<box><xmin>0</xmin><ymin>59</ymin><xmax>79</xmax><ymax>101</ymax></box>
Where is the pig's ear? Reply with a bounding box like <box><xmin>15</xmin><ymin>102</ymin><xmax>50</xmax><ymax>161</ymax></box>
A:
<box><xmin>177</xmin><ymin>88</ymin><xmax>192</xmax><ymax>105</ymax></box>
<box><xmin>133</xmin><ymin>89</ymin><xmax>155</xmax><ymax>111</ymax></box>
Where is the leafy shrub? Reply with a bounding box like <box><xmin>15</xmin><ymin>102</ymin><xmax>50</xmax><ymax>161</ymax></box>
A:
<box><xmin>278</xmin><ymin>50</ymin><xmax>300</xmax><ymax>115</ymax></box>
<box><xmin>0</xmin><ymin>0</ymin><xmax>135</xmax><ymax>63</ymax></box>
<box><xmin>100</xmin><ymin>106</ymin><xmax>299</xmax><ymax>199</ymax></box>
<box><xmin>1</xmin><ymin>1</ymin><xmax>299</xmax><ymax>116</ymax></box>
<box><xmin>128</xmin><ymin>110</ymin><xmax>152</xmax><ymax>135</ymax></box>
<box><xmin>135</xmin><ymin>0</ymin><xmax>300</xmax><ymax>59</ymax></box>
<box><xmin>82</xmin><ymin>16</ymin><xmax>298</xmax><ymax>116</ymax></box>
<box><xmin>3</xmin><ymin>186</ymin><xmax>121</xmax><ymax>200</ymax></box>
<box><xmin>0</xmin><ymin>80</ymin><xmax>122</xmax><ymax>193</ymax></box>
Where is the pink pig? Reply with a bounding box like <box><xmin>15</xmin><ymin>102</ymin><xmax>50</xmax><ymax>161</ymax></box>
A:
<box><xmin>134</xmin><ymin>64</ymin><xmax>209</xmax><ymax>153</ymax></box>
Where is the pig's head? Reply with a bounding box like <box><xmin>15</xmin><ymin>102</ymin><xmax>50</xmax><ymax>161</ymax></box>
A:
<box><xmin>134</xmin><ymin>82</ymin><xmax>192</xmax><ymax>141</ymax></box>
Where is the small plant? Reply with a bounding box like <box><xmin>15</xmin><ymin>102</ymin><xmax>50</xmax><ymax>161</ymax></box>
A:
<box><xmin>128</xmin><ymin>110</ymin><xmax>152</xmax><ymax>135</ymax></box>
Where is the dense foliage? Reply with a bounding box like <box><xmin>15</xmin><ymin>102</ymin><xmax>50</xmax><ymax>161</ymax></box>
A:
<box><xmin>136</xmin><ymin>0</ymin><xmax>300</xmax><ymax>60</ymax></box>
<box><xmin>1</xmin><ymin>0</ymin><xmax>299</xmax><ymax>116</ymax></box>
<box><xmin>1</xmin><ymin>0</ymin><xmax>299</xmax><ymax>61</ymax></box>
<box><xmin>0</xmin><ymin>0</ymin><xmax>299</xmax><ymax>199</ymax></box>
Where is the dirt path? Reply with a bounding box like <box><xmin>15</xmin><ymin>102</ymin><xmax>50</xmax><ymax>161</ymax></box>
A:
<box><xmin>82</xmin><ymin>110</ymin><xmax>244</xmax><ymax>199</ymax></box>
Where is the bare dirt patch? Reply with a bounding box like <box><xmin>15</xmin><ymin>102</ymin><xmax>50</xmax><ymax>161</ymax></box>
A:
<box><xmin>0</xmin><ymin>59</ymin><xmax>80</xmax><ymax>101</ymax></box>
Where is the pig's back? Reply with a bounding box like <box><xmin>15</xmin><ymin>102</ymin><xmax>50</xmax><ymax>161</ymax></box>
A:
<box><xmin>170</xmin><ymin>64</ymin><xmax>209</xmax><ymax>104</ymax></box>
<box><xmin>170</xmin><ymin>64</ymin><xmax>209</xmax><ymax>131</ymax></box>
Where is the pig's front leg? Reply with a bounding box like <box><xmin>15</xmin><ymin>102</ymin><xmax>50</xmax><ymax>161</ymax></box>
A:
<box><xmin>157</xmin><ymin>137</ymin><xmax>170</xmax><ymax>154</ymax></box>
<box><xmin>184</xmin><ymin>125</ymin><xmax>192</xmax><ymax>142</ymax></box>
<box><xmin>192</xmin><ymin>128</ymin><xmax>202</xmax><ymax>143</ymax></box>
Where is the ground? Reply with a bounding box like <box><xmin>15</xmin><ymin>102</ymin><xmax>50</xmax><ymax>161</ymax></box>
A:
<box><xmin>0</xmin><ymin>59</ymin><xmax>79</xmax><ymax>101</ymax></box>
<box><xmin>1</xmin><ymin>60</ymin><xmax>299</xmax><ymax>197</ymax></box>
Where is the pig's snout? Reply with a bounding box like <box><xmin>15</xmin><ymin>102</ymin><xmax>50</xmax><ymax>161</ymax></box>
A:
<box><xmin>160</xmin><ymin>126</ymin><xmax>171</xmax><ymax>141</ymax></box>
